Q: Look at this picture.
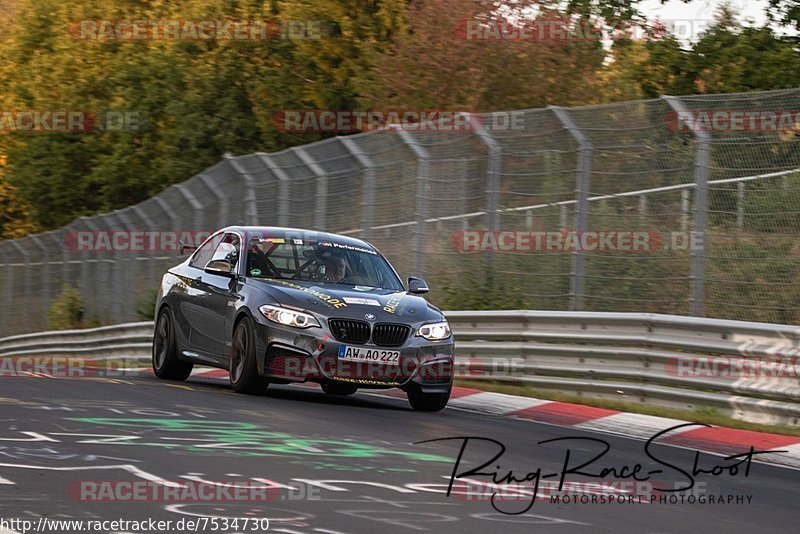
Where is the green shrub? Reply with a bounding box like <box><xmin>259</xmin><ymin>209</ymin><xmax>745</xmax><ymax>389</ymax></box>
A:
<box><xmin>135</xmin><ymin>287</ymin><xmax>159</xmax><ymax>321</ymax></box>
<box><xmin>47</xmin><ymin>285</ymin><xmax>84</xmax><ymax>330</ymax></box>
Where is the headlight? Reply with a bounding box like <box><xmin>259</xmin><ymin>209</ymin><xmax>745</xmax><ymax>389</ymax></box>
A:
<box><xmin>259</xmin><ymin>305</ymin><xmax>320</xmax><ymax>329</ymax></box>
<box><xmin>417</xmin><ymin>321</ymin><xmax>451</xmax><ymax>341</ymax></box>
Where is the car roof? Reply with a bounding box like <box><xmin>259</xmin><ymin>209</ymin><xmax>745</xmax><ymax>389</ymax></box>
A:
<box><xmin>218</xmin><ymin>226</ymin><xmax>378</xmax><ymax>252</ymax></box>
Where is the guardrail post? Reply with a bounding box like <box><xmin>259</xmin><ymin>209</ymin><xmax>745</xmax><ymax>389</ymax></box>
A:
<box><xmin>257</xmin><ymin>153</ymin><xmax>291</xmax><ymax>227</ymax></box>
<box><xmin>664</xmin><ymin>96</ymin><xmax>709</xmax><ymax>316</ymax></box>
<box><xmin>339</xmin><ymin>136</ymin><xmax>376</xmax><ymax>240</ymax></box>
<box><xmin>551</xmin><ymin>106</ymin><xmax>592</xmax><ymax>311</ymax></box>
<box><xmin>395</xmin><ymin>128</ymin><xmax>431</xmax><ymax>275</ymax></box>
<box><xmin>292</xmin><ymin>147</ymin><xmax>328</xmax><ymax>230</ymax></box>
<box><xmin>224</xmin><ymin>154</ymin><xmax>259</xmax><ymax>226</ymax></box>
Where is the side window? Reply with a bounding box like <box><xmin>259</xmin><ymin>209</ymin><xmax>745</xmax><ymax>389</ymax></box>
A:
<box><xmin>211</xmin><ymin>233</ymin><xmax>241</xmax><ymax>271</ymax></box>
<box><xmin>189</xmin><ymin>233</ymin><xmax>223</xmax><ymax>269</ymax></box>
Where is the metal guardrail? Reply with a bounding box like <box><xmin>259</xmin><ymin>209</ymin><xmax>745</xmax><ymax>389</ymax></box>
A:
<box><xmin>1</xmin><ymin>313</ymin><xmax>799</xmax><ymax>426</ymax></box>
<box><xmin>0</xmin><ymin>322</ymin><xmax>153</xmax><ymax>360</ymax></box>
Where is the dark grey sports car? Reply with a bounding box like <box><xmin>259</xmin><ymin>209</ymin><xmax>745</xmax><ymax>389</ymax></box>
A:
<box><xmin>152</xmin><ymin>226</ymin><xmax>454</xmax><ymax>411</ymax></box>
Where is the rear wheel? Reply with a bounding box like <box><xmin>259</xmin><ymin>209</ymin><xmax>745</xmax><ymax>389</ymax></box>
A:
<box><xmin>407</xmin><ymin>383</ymin><xmax>451</xmax><ymax>412</ymax></box>
<box><xmin>321</xmin><ymin>381</ymin><xmax>358</xmax><ymax>396</ymax></box>
<box><xmin>152</xmin><ymin>309</ymin><xmax>193</xmax><ymax>380</ymax></box>
<box><xmin>230</xmin><ymin>317</ymin><xmax>269</xmax><ymax>394</ymax></box>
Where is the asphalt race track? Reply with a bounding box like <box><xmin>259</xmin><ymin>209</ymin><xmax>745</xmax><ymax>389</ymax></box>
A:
<box><xmin>0</xmin><ymin>373</ymin><xmax>797</xmax><ymax>534</ymax></box>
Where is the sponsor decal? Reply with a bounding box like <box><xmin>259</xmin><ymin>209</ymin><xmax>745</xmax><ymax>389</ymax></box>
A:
<box><xmin>343</xmin><ymin>297</ymin><xmax>381</xmax><ymax>306</ymax></box>
<box><xmin>383</xmin><ymin>292</ymin><xmax>405</xmax><ymax>314</ymax></box>
<box><xmin>316</xmin><ymin>241</ymin><xmax>377</xmax><ymax>255</ymax></box>
<box><xmin>271</xmin><ymin>280</ymin><xmax>347</xmax><ymax>309</ymax></box>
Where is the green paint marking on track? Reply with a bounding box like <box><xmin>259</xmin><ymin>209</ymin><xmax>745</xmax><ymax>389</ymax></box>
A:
<box><xmin>68</xmin><ymin>418</ymin><xmax>451</xmax><ymax>462</ymax></box>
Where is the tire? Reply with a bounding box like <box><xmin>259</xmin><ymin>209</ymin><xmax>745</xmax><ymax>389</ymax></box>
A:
<box><xmin>321</xmin><ymin>381</ymin><xmax>358</xmax><ymax>396</ymax></box>
<box><xmin>230</xmin><ymin>317</ymin><xmax>269</xmax><ymax>394</ymax></box>
<box><xmin>407</xmin><ymin>383</ymin><xmax>451</xmax><ymax>412</ymax></box>
<box><xmin>152</xmin><ymin>308</ymin><xmax>193</xmax><ymax>380</ymax></box>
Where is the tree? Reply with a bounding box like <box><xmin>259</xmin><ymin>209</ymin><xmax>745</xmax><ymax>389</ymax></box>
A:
<box><xmin>600</xmin><ymin>3</ymin><xmax>800</xmax><ymax>97</ymax></box>
<box><xmin>767</xmin><ymin>0</ymin><xmax>800</xmax><ymax>31</ymax></box>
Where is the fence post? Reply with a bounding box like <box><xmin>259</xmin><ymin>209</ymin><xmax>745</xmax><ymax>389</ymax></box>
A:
<box><xmin>175</xmin><ymin>183</ymin><xmax>205</xmax><ymax>240</ymax></box>
<box><xmin>107</xmin><ymin>210</ymin><xmax>135</xmax><ymax>324</ymax></box>
<box><xmin>75</xmin><ymin>216</ymin><xmax>101</xmax><ymax>322</ymax></box>
<box><xmin>197</xmin><ymin>172</ymin><xmax>231</xmax><ymax>227</ymax></box>
<box><xmin>664</xmin><ymin>95</ymin><xmax>709</xmax><ymax>316</ymax></box>
<box><xmin>257</xmin><ymin>153</ymin><xmax>291</xmax><ymax>227</ymax></box>
<box><xmin>681</xmin><ymin>189</ymin><xmax>690</xmax><ymax>233</ymax></box>
<box><xmin>468</xmin><ymin>113</ymin><xmax>502</xmax><ymax>286</ymax></box>
<box><xmin>10</xmin><ymin>240</ymin><xmax>33</xmax><ymax>327</ymax></box>
<box><xmin>469</xmin><ymin>115</ymin><xmax>501</xmax><ymax>238</ymax></box>
<box><xmin>224</xmin><ymin>154</ymin><xmax>259</xmax><ymax>226</ymax></box>
<box><xmin>339</xmin><ymin>136</ymin><xmax>376</xmax><ymax>240</ymax></box>
<box><xmin>1</xmin><ymin>249</ymin><xmax>8</xmax><ymax>334</ymax></box>
<box><xmin>737</xmin><ymin>181</ymin><xmax>745</xmax><ymax>228</ymax></box>
<box><xmin>550</xmin><ymin>106</ymin><xmax>592</xmax><ymax>311</ymax></box>
<box><xmin>29</xmin><ymin>235</ymin><xmax>50</xmax><ymax>325</ymax></box>
<box><xmin>292</xmin><ymin>147</ymin><xmax>328</xmax><ymax>230</ymax></box>
<box><xmin>129</xmin><ymin>205</ymin><xmax>158</xmax><ymax>298</ymax></box>
<box><xmin>395</xmin><ymin>128</ymin><xmax>431</xmax><ymax>275</ymax></box>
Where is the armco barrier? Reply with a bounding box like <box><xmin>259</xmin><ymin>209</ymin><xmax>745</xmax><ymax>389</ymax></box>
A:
<box><xmin>2</xmin><ymin>312</ymin><xmax>799</xmax><ymax>426</ymax></box>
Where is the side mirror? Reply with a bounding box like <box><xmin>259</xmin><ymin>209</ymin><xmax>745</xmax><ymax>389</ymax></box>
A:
<box><xmin>407</xmin><ymin>276</ymin><xmax>429</xmax><ymax>294</ymax></box>
<box><xmin>204</xmin><ymin>259</ymin><xmax>235</xmax><ymax>277</ymax></box>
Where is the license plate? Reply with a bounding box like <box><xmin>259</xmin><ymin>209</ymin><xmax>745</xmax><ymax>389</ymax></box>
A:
<box><xmin>338</xmin><ymin>345</ymin><xmax>400</xmax><ymax>365</ymax></box>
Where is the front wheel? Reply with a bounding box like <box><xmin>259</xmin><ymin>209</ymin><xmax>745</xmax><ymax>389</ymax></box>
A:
<box><xmin>152</xmin><ymin>308</ymin><xmax>193</xmax><ymax>380</ymax></box>
<box><xmin>230</xmin><ymin>317</ymin><xmax>269</xmax><ymax>394</ymax></box>
<box><xmin>407</xmin><ymin>383</ymin><xmax>451</xmax><ymax>412</ymax></box>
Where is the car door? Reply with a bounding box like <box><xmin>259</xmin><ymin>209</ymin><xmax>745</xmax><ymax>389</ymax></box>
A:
<box><xmin>171</xmin><ymin>231</ymin><xmax>223</xmax><ymax>357</ymax></box>
<box><xmin>189</xmin><ymin>232</ymin><xmax>242</xmax><ymax>362</ymax></box>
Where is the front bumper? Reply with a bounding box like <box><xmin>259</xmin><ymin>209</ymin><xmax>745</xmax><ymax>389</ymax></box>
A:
<box><xmin>252</xmin><ymin>317</ymin><xmax>454</xmax><ymax>391</ymax></box>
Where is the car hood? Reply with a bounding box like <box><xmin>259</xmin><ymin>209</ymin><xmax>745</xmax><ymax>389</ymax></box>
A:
<box><xmin>249</xmin><ymin>278</ymin><xmax>439</xmax><ymax>323</ymax></box>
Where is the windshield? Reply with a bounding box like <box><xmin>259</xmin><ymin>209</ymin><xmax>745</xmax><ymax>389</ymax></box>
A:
<box><xmin>245</xmin><ymin>236</ymin><xmax>404</xmax><ymax>291</ymax></box>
